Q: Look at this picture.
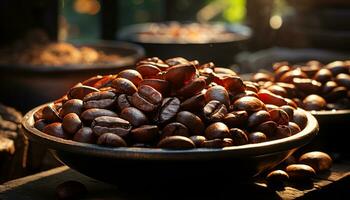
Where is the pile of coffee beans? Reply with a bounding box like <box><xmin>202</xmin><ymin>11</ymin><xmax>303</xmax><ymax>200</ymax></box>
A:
<box><xmin>266</xmin><ymin>151</ymin><xmax>333</xmax><ymax>188</ymax></box>
<box><xmin>253</xmin><ymin>60</ymin><xmax>350</xmax><ymax>111</ymax></box>
<box><xmin>34</xmin><ymin>57</ymin><xmax>307</xmax><ymax>149</ymax></box>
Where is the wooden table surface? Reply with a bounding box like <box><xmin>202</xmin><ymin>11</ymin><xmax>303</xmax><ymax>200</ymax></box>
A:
<box><xmin>0</xmin><ymin>161</ymin><xmax>349</xmax><ymax>200</ymax></box>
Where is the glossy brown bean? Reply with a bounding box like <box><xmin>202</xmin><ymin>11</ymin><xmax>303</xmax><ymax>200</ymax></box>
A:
<box><xmin>68</xmin><ymin>84</ymin><xmax>99</xmax><ymax>100</ymax></box>
<box><xmin>92</xmin><ymin>116</ymin><xmax>131</xmax><ymax>137</ymax></box>
<box><xmin>189</xmin><ymin>135</ymin><xmax>206</xmax><ymax>147</ymax></box>
<box><xmin>118</xmin><ymin>69</ymin><xmax>143</xmax><ymax>86</ymax></box>
<box><xmin>97</xmin><ymin>133</ymin><xmax>127</xmax><ymax>147</ymax></box>
<box><xmin>247</xmin><ymin>110</ymin><xmax>271</xmax><ymax>128</ymax></box>
<box><xmin>248</xmin><ymin>132</ymin><xmax>267</xmax><ymax>144</ymax></box>
<box><xmin>112</xmin><ymin>78</ymin><xmax>138</xmax><ymax>95</ymax></box>
<box><xmin>223</xmin><ymin>111</ymin><xmax>248</xmax><ymax>128</ymax></box>
<box><xmin>131</xmin><ymin>125</ymin><xmax>159</xmax><ymax>143</ymax></box>
<box><xmin>269</xmin><ymin>109</ymin><xmax>289</xmax><ymax>125</ymax></box>
<box><xmin>230</xmin><ymin>128</ymin><xmax>248</xmax><ymax>145</ymax></box>
<box><xmin>292</xmin><ymin>110</ymin><xmax>308</xmax><ymax>130</ymax></box>
<box><xmin>176</xmin><ymin>111</ymin><xmax>205</xmax><ymax>135</ymax></box>
<box><xmin>285</xmin><ymin>164</ymin><xmax>316</xmax><ymax>181</ymax></box>
<box><xmin>201</xmin><ymin>138</ymin><xmax>233</xmax><ymax>148</ymax></box>
<box><xmin>298</xmin><ymin>151</ymin><xmax>333</xmax><ymax>172</ymax></box>
<box><xmin>138</xmin><ymin>79</ymin><xmax>170</xmax><ymax>95</ymax></box>
<box><xmin>43</xmin><ymin>122</ymin><xmax>69</xmax><ymax>139</ymax></box>
<box><xmin>232</xmin><ymin>96</ymin><xmax>266</xmax><ymax>113</ymax></box>
<box><xmin>203</xmin><ymin>100</ymin><xmax>228</xmax><ymax>122</ymax></box>
<box><xmin>81</xmin><ymin>108</ymin><xmax>118</xmax><ymax>123</ymax></box>
<box><xmin>205</xmin><ymin>85</ymin><xmax>230</xmax><ymax>107</ymax></box>
<box><xmin>120</xmin><ymin>107</ymin><xmax>148</xmax><ymax>127</ymax></box>
<box><xmin>59</xmin><ymin>99</ymin><xmax>84</xmax><ymax>118</ymax></box>
<box><xmin>302</xmin><ymin>94</ymin><xmax>326</xmax><ymax>111</ymax></box>
<box><xmin>162</xmin><ymin>122</ymin><xmax>190</xmax><ymax>138</ymax></box>
<box><xmin>258</xmin><ymin>90</ymin><xmax>287</xmax><ymax>107</ymax></box>
<box><xmin>62</xmin><ymin>113</ymin><xmax>82</xmax><ymax>135</ymax></box>
<box><xmin>131</xmin><ymin>85</ymin><xmax>162</xmax><ymax>112</ymax></box>
<box><xmin>204</xmin><ymin>122</ymin><xmax>230</xmax><ymax>140</ymax></box>
<box><xmin>157</xmin><ymin>97</ymin><xmax>180</xmax><ymax>123</ymax></box>
<box><xmin>164</xmin><ymin>63</ymin><xmax>196</xmax><ymax>88</ymax></box>
<box><xmin>181</xmin><ymin>93</ymin><xmax>206</xmax><ymax>112</ymax></box>
<box><xmin>42</xmin><ymin>103</ymin><xmax>61</xmax><ymax>122</ymax></box>
<box><xmin>313</xmin><ymin>68</ymin><xmax>333</xmax><ymax>83</ymax></box>
<box><xmin>157</xmin><ymin>136</ymin><xmax>195</xmax><ymax>149</ymax></box>
<box><xmin>288</xmin><ymin>122</ymin><xmax>301</xmax><ymax>135</ymax></box>
<box><xmin>177</xmin><ymin>78</ymin><xmax>206</xmax><ymax>98</ymax></box>
<box><xmin>83</xmin><ymin>91</ymin><xmax>116</xmax><ymax>109</ymax></box>
<box><xmin>73</xmin><ymin>127</ymin><xmax>95</xmax><ymax>143</ymax></box>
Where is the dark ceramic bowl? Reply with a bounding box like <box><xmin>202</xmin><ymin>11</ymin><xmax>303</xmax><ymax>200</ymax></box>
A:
<box><xmin>0</xmin><ymin>41</ymin><xmax>144</xmax><ymax>112</ymax></box>
<box><xmin>22</xmin><ymin>103</ymin><xmax>318</xmax><ymax>186</ymax></box>
<box><xmin>117</xmin><ymin>22</ymin><xmax>251</xmax><ymax>66</ymax></box>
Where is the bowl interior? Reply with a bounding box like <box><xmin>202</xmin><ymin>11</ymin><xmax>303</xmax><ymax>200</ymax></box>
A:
<box><xmin>22</xmin><ymin>103</ymin><xmax>319</xmax><ymax>185</ymax></box>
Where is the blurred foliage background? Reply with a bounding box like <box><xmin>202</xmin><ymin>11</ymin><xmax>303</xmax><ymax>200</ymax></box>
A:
<box><xmin>61</xmin><ymin>0</ymin><xmax>247</xmax><ymax>42</ymax></box>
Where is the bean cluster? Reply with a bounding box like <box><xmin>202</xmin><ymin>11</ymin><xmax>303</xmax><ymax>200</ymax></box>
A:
<box><xmin>34</xmin><ymin>57</ymin><xmax>306</xmax><ymax>149</ymax></box>
<box><xmin>253</xmin><ymin>60</ymin><xmax>350</xmax><ymax>111</ymax></box>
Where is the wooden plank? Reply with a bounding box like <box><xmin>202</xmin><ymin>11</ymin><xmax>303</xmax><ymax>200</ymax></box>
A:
<box><xmin>1</xmin><ymin>162</ymin><xmax>349</xmax><ymax>200</ymax></box>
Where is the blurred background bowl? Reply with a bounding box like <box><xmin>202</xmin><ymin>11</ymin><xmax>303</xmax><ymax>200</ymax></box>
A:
<box><xmin>117</xmin><ymin>22</ymin><xmax>251</xmax><ymax>67</ymax></box>
<box><xmin>0</xmin><ymin>41</ymin><xmax>144</xmax><ymax>112</ymax></box>
<box><xmin>22</xmin><ymin>104</ymin><xmax>318</xmax><ymax>186</ymax></box>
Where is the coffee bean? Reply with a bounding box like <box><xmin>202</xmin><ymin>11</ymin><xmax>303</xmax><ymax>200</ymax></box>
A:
<box><xmin>181</xmin><ymin>93</ymin><xmax>206</xmax><ymax>112</ymax></box>
<box><xmin>68</xmin><ymin>84</ymin><xmax>99</xmax><ymax>100</ymax></box>
<box><xmin>299</xmin><ymin>151</ymin><xmax>332</xmax><ymax>172</ymax></box>
<box><xmin>82</xmin><ymin>75</ymin><xmax>104</xmax><ymax>87</ymax></box>
<box><xmin>81</xmin><ymin>108</ymin><xmax>118</xmax><ymax>123</ymax></box>
<box><xmin>274</xmin><ymin>125</ymin><xmax>291</xmax><ymax>139</ymax></box>
<box><xmin>138</xmin><ymin>79</ymin><xmax>170</xmax><ymax>95</ymax></box>
<box><xmin>56</xmin><ymin>180</ymin><xmax>87</xmax><ymax>200</ymax></box>
<box><xmin>157</xmin><ymin>136</ymin><xmax>195</xmax><ymax>149</ymax></box>
<box><xmin>322</xmin><ymin>81</ymin><xmax>338</xmax><ymax>94</ymax></box>
<box><xmin>131</xmin><ymin>85</ymin><xmax>162</xmax><ymax>112</ymax></box>
<box><xmin>83</xmin><ymin>91</ymin><xmax>116</xmax><ymax>109</ymax></box>
<box><xmin>248</xmin><ymin>132</ymin><xmax>267</xmax><ymax>144</ymax></box>
<box><xmin>326</xmin><ymin>61</ymin><xmax>348</xmax><ymax>76</ymax></box>
<box><xmin>162</xmin><ymin>122</ymin><xmax>189</xmax><ymax>138</ymax></box>
<box><xmin>205</xmin><ymin>122</ymin><xmax>230</xmax><ymax>140</ymax></box>
<box><xmin>248</xmin><ymin>110</ymin><xmax>271</xmax><ymax>128</ymax></box>
<box><xmin>165</xmin><ymin>57</ymin><xmax>190</xmax><ymax>66</ymax></box>
<box><xmin>302</xmin><ymin>95</ymin><xmax>326</xmax><ymax>111</ymax></box>
<box><xmin>43</xmin><ymin>122</ymin><xmax>69</xmax><ymax>139</ymax></box>
<box><xmin>59</xmin><ymin>99</ymin><xmax>83</xmax><ymax>118</ymax></box>
<box><xmin>288</xmin><ymin>122</ymin><xmax>301</xmax><ymax>135</ymax></box>
<box><xmin>120</xmin><ymin>107</ymin><xmax>148</xmax><ymax>127</ymax></box>
<box><xmin>269</xmin><ymin>109</ymin><xmax>289</xmax><ymax>125</ymax></box>
<box><xmin>42</xmin><ymin>103</ymin><xmax>61</xmax><ymax>122</ymax></box>
<box><xmin>157</xmin><ymin>97</ymin><xmax>180</xmax><ymax>123</ymax></box>
<box><xmin>267</xmin><ymin>85</ymin><xmax>288</xmax><ymax>97</ymax></box>
<box><xmin>201</xmin><ymin>138</ymin><xmax>233</xmax><ymax>148</ymax></box>
<box><xmin>165</xmin><ymin>63</ymin><xmax>196</xmax><ymax>89</ymax></box>
<box><xmin>92</xmin><ymin>116</ymin><xmax>131</xmax><ymax>137</ymax></box>
<box><xmin>292</xmin><ymin>78</ymin><xmax>322</xmax><ymax>94</ymax></box>
<box><xmin>203</xmin><ymin>100</ymin><xmax>228</xmax><ymax>122</ymax></box>
<box><xmin>118</xmin><ymin>69</ymin><xmax>143</xmax><ymax>86</ymax></box>
<box><xmin>136</xmin><ymin>63</ymin><xmax>162</xmax><ymax>78</ymax></box>
<box><xmin>229</xmin><ymin>128</ymin><xmax>248</xmax><ymax>145</ymax></box>
<box><xmin>221</xmin><ymin>76</ymin><xmax>245</xmax><ymax>96</ymax></box>
<box><xmin>116</xmin><ymin>94</ymin><xmax>132</xmax><ymax>111</ymax></box>
<box><xmin>313</xmin><ymin>68</ymin><xmax>333</xmax><ymax>83</ymax></box>
<box><xmin>189</xmin><ymin>135</ymin><xmax>206</xmax><ymax>147</ymax></box>
<box><xmin>112</xmin><ymin>78</ymin><xmax>138</xmax><ymax>95</ymax></box>
<box><xmin>292</xmin><ymin>110</ymin><xmax>308</xmax><ymax>130</ymax></box>
<box><xmin>279</xmin><ymin>68</ymin><xmax>308</xmax><ymax>83</ymax></box>
<box><xmin>258</xmin><ymin>90</ymin><xmax>287</xmax><ymax>107</ymax></box>
<box><xmin>254</xmin><ymin>121</ymin><xmax>277</xmax><ymax>137</ymax></box>
<box><xmin>205</xmin><ymin>85</ymin><xmax>230</xmax><ymax>107</ymax></box>
<box><xmin>285</xmin><ymin>164</ymin><xmax>316</xmax><ymax>180</ymax></box>
<box><xmin>176</xmin><ymin>111</ymin><xmax>204</xmax><ymax>135</ymax></box>
<box><xmin>73</xmin><ymin>127</ymin><xmax>95</xmax><ymax>143</ymax></box>
<box><xmin>34</xmin><ymin>119</ymin><xmax>47</xmax><ymax>131</ymax></box>
<box><xmin>324</xmin><ymin>86</ymin><xmax>347</xmax><ymax>102</ymax></box>
<box><xmin>97</xmin><ymin>133</ymin><xmax>127</xmax><ymax>147</ymax></box>
<box><xmin>336</xmin><ymin>73</ymin><xmax>350</xmax><ymax>89</ymax></box>
<box><xmin>131</xmin><ymin>125</ymin><xmax>159</xmax><ymax>143</ymax></box>
<box><xmin>280</xmin><ymin>105</ymin><xmax>295</xmax><ymax>120</ymax></box>
<box><xmin>177</xmin><ymin>78</ymin><xmax>206</xmax><ymax>98</ymax></box>
<box><xmin>223</xmin><ymin>111</ymin><xmax>248</xmax><ymax>128</ymax></box>
<box><xmin>266</xmin><ymin>170</ymin><xmax>289</xmax><ymax>188</ymax></box>
<box><xmin>92</xmin><ymin>75</ymin><xmax>116</xmax><ymax>89</ymax></box>
<box><xmin>62</xmin><ymin>113</ymin><xmax>82</xmax><ymax>135</ymax></box>
<box><xmin>233</xmin><ymin>96</ymin><xmax>266</xmax><ymax>113</ymax></box>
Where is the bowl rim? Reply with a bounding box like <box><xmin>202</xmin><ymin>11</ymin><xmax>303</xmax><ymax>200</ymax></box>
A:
<box><xmin>117</xmin><ymin>21</ymin><xmax>252</xmax><ymax>45</ymax></box>
<box><xmin>23</xmin><ymin>103</ymin><xmax>319</xmax><ymax>160</ymax></box>
<box><xmin>0</xmin><ymin>41</ymin><xmax>145</xmax><ymax>73</ymax></box>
